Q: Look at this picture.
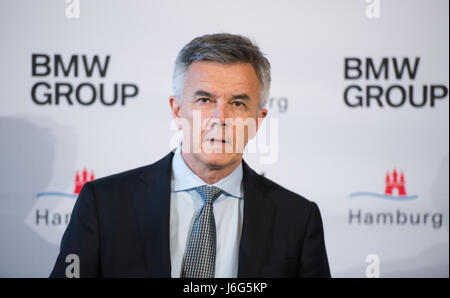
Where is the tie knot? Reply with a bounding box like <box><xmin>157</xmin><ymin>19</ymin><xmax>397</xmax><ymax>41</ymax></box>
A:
<box><xmin>196</xmin><ymin>185</ymin><xmax>223</xmax><ymax>205</ymax></box>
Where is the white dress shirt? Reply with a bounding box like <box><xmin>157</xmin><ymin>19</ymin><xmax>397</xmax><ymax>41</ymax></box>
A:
<box><xmin>169</xmin><ymin>144</ymin><xmax>244</xmax><ymax>278</ymax></box>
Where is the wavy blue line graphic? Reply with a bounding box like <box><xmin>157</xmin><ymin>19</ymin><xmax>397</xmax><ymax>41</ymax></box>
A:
<box><xmin>349</xmin><ymin>192</ymin><xmax>418</xmax><ymax>200</ymax></box>
<box><xmin>36</xmin><ymin>192</ymin><xmax>77</xmax><ymax>199</ymax></box>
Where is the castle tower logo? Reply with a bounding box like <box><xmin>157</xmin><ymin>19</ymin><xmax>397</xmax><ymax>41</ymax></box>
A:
<box><xmin>350</xmin><ymin>168</ymin><xmax>418</xmax><ymax>200</ymax></box>
<box><xmin>385</xmin><ymin>168</ymin><xmax>407</xmax><ymax>196</ymax></box>
<box><xmin>74</xmin><ymin>168</ymin><xmax>95</xmax><ymax>194</ymax></box>
<box><xmin>24</xmin><ymin>168</ymin><xmax>95</xmax><ymax>245</ymax></box>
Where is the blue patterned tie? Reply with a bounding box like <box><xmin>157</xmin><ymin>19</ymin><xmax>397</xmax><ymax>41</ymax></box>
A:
<box><xmin>182</xmin><ymin>185</ymin><xmax>224</xmax><ymax>278</ymax></box>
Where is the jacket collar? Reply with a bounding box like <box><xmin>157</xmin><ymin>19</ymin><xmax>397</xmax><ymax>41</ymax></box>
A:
<box><xmin>171</xmin><ymin>145</ymin><xmax>244</xmax><ymax>199</ymax></box>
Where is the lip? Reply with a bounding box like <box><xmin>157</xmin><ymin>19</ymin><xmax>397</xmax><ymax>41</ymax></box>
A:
<box><xmin>206</xmin><ymin>138</ymin><xmax>229</xmax><ymax>144</ymax></box>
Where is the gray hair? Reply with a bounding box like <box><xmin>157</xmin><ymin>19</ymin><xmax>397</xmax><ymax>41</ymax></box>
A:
<box><xmin>172</xmin><ymin>33</ymin><xmax>271</xmax><ymax>109</ymax></box>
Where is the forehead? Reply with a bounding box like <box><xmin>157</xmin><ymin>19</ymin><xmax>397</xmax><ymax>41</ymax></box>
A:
<box><xmin>184</xmin><ymin>61</ymin><xmax>260</xmax><ymax>94</ymax></box>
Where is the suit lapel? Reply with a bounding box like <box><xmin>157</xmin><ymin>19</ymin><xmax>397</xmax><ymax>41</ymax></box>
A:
<box><xmin>238</xmin><ymin>161</ymin><xmax>276</xmax><ymax>277</ymax></box>
<box><xmin>132</xmin><ymin>152</ymin><xmax>174</xmax><ymax>277</ymax></box>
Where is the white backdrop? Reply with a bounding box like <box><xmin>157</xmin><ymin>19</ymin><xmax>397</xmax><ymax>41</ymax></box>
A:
<box><xmin>0</xmin><ymin>0</ymin><xmax>448</xmax><ymax>277</ymax></box>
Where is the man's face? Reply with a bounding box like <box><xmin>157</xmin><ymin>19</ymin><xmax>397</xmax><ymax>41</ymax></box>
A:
<box><xmin>170</xmin><ymin>61</ymin><xmax>267</xmax><ymax>169</ymax></box>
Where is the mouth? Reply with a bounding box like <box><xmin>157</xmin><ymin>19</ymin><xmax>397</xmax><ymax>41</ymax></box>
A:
<box><xmin>206</xmin><ymin>138</ymin><xmax>229</xmax><ymax>144</ymax></box>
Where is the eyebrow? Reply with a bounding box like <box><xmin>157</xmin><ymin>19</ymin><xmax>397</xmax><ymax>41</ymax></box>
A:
<box><xmin>231</xmin><ymin>93</ymin><xmax>250</xmax><ymax>101</ymax></box>
<box><xmin>194</xmin><ymin>90</ymin><xmax>215</xmax><ymax>98</ymax></box>
<box><xmin>193</xmin><ymin>90</ymin><xmax>251</xmax><ymax>101</ymax></box>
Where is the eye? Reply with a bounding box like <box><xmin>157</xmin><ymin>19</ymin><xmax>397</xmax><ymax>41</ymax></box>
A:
<box><xmin>232</xmin><ymin>101</ymin><xmax>246</xmax><ymax>108</ymax></box>
<box><xmin>198</xmin><ymin>97</ymin><xmax>211</xmax><ymax>103</ymax></box>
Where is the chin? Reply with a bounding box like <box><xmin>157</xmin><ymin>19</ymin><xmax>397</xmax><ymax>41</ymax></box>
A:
<box><xmin>198</xmin><ymin>152</ymin><xmax>240</xmax><ymax>168</ymax></box>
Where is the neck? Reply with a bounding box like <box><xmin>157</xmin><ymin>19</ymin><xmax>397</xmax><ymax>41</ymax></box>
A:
<box><xmin>180</xmin><ymin>151</ymin><xmax>242</xmax><ymax>185</ymax></box>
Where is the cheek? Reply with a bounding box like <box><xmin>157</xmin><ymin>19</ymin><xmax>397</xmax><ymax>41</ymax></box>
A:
<box><xmin>199</xmin><ymin>112</ymin><xmax>220</xmax><ymax>133</ymax></box>
<box><xmin>179</xmin><ymin>105</ymin><xmax>198</xmax><ymax>127</ymax></box>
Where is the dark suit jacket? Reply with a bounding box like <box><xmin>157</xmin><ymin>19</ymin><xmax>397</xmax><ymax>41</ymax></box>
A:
<box><xmin>50</xmin><ymin>151</ymin><xmax>331</xmax><ymax>278</ymax></box>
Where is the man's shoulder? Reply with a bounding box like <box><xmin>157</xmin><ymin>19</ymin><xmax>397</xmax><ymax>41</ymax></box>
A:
<box><xmin>261</xmin><ymin>175</ymin><xmax>311</xmax><ymax>202</ymax></box>
<box><xmin>93</xmin><ymin>164</ymin><xmax>151</xmax><ymax>186</ymax></box>
<box><xmin>245</xmin><ymin>163</ymin><xmax>315</xmax><ymax>211</ymax></box>
<box><xmin>89</xmin><ymin>151</ymin><xmax>174</xmax><ymax>191</ymax></box>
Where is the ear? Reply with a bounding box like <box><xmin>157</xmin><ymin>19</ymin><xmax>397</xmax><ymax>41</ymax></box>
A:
<box><xmin>169</xmin><ymin>96</ymin><xmax>182</xmax><ymax>129</ymax></box>
<box><xmin>255</xmin><ymin>108</ymin><xmax>268</xmax><ymax>132</ymax></box>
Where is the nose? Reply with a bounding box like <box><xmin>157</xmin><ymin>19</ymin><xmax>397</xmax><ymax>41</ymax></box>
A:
<box><xmin>210</xmin><ymin>100</ymin><xmax>230</xmax><ymax>127</ymax></box>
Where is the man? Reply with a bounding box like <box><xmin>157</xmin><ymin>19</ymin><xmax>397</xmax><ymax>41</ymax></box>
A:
<box><xmin>50</xmin><ymin>33</ymin><xmax>331</xmax><ymax>278</ymax></box>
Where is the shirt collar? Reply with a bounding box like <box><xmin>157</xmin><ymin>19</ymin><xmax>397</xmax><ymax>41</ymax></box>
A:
<box><xmin>171</xmin><ymin>144</ymin><xmax>243</xmax><ymax>199</ymax></box>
